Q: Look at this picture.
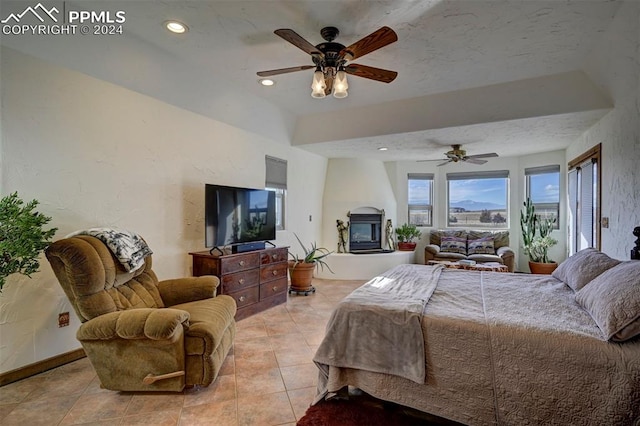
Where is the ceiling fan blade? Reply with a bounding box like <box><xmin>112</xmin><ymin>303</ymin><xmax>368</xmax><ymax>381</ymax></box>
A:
<box><xmin>340</xmin><ymin>26</ymin><xmax>398</xmax><ymax>61</ymax></box>
<box><xmin>417</xmin><ymin>158</ymin><xmax>448</xmax><ymax>163</ymax></box>
<box><xmin>437</xmin><ymin>160</ymin><xmax>453</xmax><ymax>166</ymax></box>
<box><xmin>464</xmin><ymin>158</ymin><xmax>488</xmax><ymax>165</ymax></box>
<box><xmin>257</xmin><ymin>65</ymin><xmax>314</xmax><ymax>77</ymax></box>
<box><xmin>274</xmin><ymin>29</ymin><xmax>323</xmax><ymax>57</ymax></box>
<box><xmin>345</xmin><ymin>64</ymin><xmax>397</xmax><ymax>83</ymax></box>
<box><xmin>465</xmin><ymin>153</ymin><xmax>499</xmax><ymax>159</ymax></box>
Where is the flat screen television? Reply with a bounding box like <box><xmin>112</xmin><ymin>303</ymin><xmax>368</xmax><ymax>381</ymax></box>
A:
<box><xmin>205</xmin><ymin>184</ymin><xmax>276</xmax><ymax>249</ymax></box>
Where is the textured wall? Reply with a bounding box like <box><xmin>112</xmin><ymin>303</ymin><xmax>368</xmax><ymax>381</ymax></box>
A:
<box><xmin>566</xmin><ymin>2</ymin><xmax>640</xmax><ymax>260</ymax></box>
<box><xmin>0</xmin><ymin>47</ymin><xmax>327</xmax><ymax>373</ymax></box>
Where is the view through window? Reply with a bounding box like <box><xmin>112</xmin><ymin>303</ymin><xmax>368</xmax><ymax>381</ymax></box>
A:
<box><xmin>447</xmin><ymin>171</ymin><xmax>509</xmax><ymax>228</ymax></box>
<box><xmin>265</xmin><ymin>156</ymin><xmax>287</xmax><ymax>231</ymax></box>
<box><xmin>408</xmin><ymin>173</ymin><xmax>433</xmax><ymax>226</ymax></box>
<box><xmin>525</xmin><ymin>165</ymin><xmax>560</xmax><ymax>229</ymax></box>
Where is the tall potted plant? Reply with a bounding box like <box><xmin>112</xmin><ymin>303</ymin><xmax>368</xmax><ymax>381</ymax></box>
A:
<box><xmin>288</xmin><ymin>233</ymin><xmax>333</xmax><ymax>295</ymax></box>
<box><xmin>395</xmin><ymin>223</ymin><xmax>422</xmax><ymax>251</ymax></box>
<box><xmin>520</xmin><ymin>198</ymin><xmax>558</xmax><ymax>274</ymax></box>
<box><xmin>0</xmin><ymin>192</ymin><xmax>57</xmax><ymax>291</ymax></box>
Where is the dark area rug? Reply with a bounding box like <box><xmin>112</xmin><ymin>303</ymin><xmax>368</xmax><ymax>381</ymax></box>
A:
<box><xmin>297</xmin><ymin>392</ymin><xmax>464</xmax><ymax>426</ymax></box>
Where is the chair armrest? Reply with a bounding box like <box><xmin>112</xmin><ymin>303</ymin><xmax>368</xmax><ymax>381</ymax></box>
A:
<box><xmin>158</xmin><ymin>276</ymin><xmax>220</xmax><ymax>306</ymax></box>
<box><xmin>497</xmin><ymin>246</ymin><xmax>515</xmax><ymax>272</ymax></box>
<box><xmin>77</xmin><ymin>308</ymin><xmax>189</xmax><ymax>341</ymax></box>
<box><xmin>424</xmin><ymin>244</ymin><xmax>440</xmax><ymax>263</ymax></box>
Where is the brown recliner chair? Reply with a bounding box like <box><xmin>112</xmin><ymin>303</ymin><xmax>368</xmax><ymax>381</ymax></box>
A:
<box><xmin>46</xmin><ymin>235</ymin><xmax>236</xmax><ymax>392</ymax></box>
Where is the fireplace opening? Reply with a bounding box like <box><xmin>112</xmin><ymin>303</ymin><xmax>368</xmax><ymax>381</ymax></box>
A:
<box><xmin>349</xmin><ymin>213</ymin><xmax>382</xmax><ymax>252</ymax></box>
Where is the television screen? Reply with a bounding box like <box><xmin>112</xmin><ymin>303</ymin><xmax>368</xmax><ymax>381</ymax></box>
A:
<box><xmin>205</xmin><ymin>184</ymin><xmax>276</xmax><ymax>248</ymax></box>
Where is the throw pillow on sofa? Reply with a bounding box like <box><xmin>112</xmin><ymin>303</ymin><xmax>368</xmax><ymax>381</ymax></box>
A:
<box><xmin>468</xmin><ymin>236</ymin><xmax>495</xmax><ymax>255</ymax></box>
<box><xmin>441</xmin><ymin>236</ymin><xmax>467</xmax><ymax>254</ymax></box>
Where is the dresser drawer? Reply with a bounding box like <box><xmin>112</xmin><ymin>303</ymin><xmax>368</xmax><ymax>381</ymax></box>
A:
<box><xmin>260</xmin><ymin>248</ymin><xmax>288</xmax><ymax>265</ymax></box>
<box><xmin>227</xmin><ymin>286</ymin><xmax>259</xmax><ymax>309</ymax></box>
<box><xmin>260</xmin><ymin>263</ymin><xmax>287</xmax><ymax>283</ymax></box>
<box><xmin>221</xmin><ymin>269</ymin><xmax>260</xmax><ymax>294</ymax></box>
<box><xmin>219</xmin><ymin>252</ymin><xmax>259</xmax><ymax>274</ymax></box>
<box><xmin>260</xmin><ymin>277</ymin><xmax>288</xmax><ymax>300</ymax></box>
<box><xmin>192</xmin><ymin>256</ymin><xmax>220</xmax><ymax>276</ymax></box>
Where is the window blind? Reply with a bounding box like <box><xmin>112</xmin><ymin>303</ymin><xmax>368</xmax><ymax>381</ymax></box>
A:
<box><xmin>265</xmin><ymin>156</ymin><xmax>287</xmax><ymax>189</ymax></box>
<box><xmin>408</xmin><ymin>173</ymin><xmax>434</xmax><ymax>180</ymax></box>
<box><xmin>447</xmin><ymin>170</ymin><xmax>509</xmax><ymax>180</ymax></box>
<box><xmin>525</xmin><ymin>165</ymin><xmax>560</xmax><ymax>176</ymax></box>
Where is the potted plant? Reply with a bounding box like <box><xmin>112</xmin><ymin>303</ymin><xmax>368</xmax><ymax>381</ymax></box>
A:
<box><xmin>0</xmin><ymin>192</ymin><xmax>57</xmax><ymax>291</ymax></box>
<box><xmin>520</xmin><ymin>198</ymin><xmax>558</xmax><ymax>274</ymax></box>
<box><xmin>288</xmin><ymin>233</ymin><xmax>333</xmax><ymax>295</ymax></box>
<box><xmin>395</xmin><ymin>223</ymin><xmax>422</xmax><ymax>251</ymax></box>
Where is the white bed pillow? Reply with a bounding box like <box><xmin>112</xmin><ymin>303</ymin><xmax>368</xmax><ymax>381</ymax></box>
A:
<box><xmin>575</xmin><ymin>261</ymin><xmax>640</xmax><ymax>342</ymax></box>
<box><xmin>552</xmin><ymin>248</ymin><xmax>620</xmax><ymax>291</ymax></box>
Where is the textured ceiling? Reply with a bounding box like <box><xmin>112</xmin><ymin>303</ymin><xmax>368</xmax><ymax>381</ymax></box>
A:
<box><xmin>0</xmin><ymin>0</ymin><xmax>621</xmax><ymax>161</ymax></box>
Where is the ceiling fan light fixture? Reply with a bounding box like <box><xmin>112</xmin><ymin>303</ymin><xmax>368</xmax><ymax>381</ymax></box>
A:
<box><xmin>333</xmin><ymin>68</ymin><xmax>349</xmax><ymax>98</ymax></box>
<box><xmin>311</xmin><ymin>68</ymin><xmax>326</xmax><ymax>99</ymax></box>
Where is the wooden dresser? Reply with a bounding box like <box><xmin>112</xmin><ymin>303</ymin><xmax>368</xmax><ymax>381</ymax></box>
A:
<box><xmin>189</xmin><ymin>247</ymin><xmax>288</xmax><ymax>320</ymax></box>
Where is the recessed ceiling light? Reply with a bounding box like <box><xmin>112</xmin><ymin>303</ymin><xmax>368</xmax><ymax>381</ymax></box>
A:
<box><xmin>378</xmin><ymin>147</ymin><xmax>388</xmax><ymax>151</ymax></box>
<box><xmin>164</xmin><ymin>20</ymin><xmax>188</xmax><ymax>34</ymax></box>
<box><xmin>259</xmin><ymin>79</ymin><xmax>275</xmax><ymax>87</ymax></box>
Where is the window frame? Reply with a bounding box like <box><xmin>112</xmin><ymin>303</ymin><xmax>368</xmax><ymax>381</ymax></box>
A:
<box><xmin>265</xmin><ymin>155</ymin><xmax>287</xmax><ymax>231</ymax></box>
<box><xmin>407</xmin><ymin>173</ymin><xmax>434</xmax><ymax>227</ymax></box>
<box><xmin>525</xmin><ymin>165</ymin><xmax>560</xmax><ymax>230</ymax></box>
<box><xmin>446</xmin><ymin>170</ymin><xmax>510</xmax><ymax>229</ymax></box>
<box><xmin>567</xmin><ymin>144</ymin><xmax>601</xmax><ymax>254</ymax></box>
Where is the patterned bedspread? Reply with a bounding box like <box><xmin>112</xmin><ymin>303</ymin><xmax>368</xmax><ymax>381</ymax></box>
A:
<box><xmin>313</xmin><ymin>265</ymin><xmax>640</xmax><ymax>425</ymax></box>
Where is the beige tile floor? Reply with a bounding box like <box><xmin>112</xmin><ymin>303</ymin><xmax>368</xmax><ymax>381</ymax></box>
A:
<box><xmin>0</xmin><ymin>279</ymin><xmax>365</xmax><ymax>426</ymax></box>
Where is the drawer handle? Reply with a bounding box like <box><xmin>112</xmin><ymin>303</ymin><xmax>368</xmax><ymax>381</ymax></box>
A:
<box><xmin>272</xmin><ymin>270</ymin><xmax>278</xmax><ymax>276</ymax></box>
<box><xmin>238</xmin><ymin>278</ymin><xmax>245</xmax><ymax>285</ymax></box>
<box><xmin>239</xmin><ymin>260</ymin><xmax>245</xmax><ymax>266</ymax></box>
<box><xmin>272</xmin><ymin>286</ymin><xmax>278</xmax><ymax>292</ymax></box>
<box><xmin>239</xmin><ymin>296</ymin><xmax>246</xmax><ymax>302</ymax></box>
<box><xmin>272</xmin><ymin>254</ymin><xmax>278</xmax><ymax>260</ymax></box>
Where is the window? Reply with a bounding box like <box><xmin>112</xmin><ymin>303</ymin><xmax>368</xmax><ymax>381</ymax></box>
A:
<box><xmin>265</xmin><ymin>155</ymin><xmax>287</xmax><ymax>231</ymax></box>
<box><xmin>447</xmin><ymin>170</ymin><xmax>509</xmax><ymax>228</ymax></box>
<box><xmin>408</xmin><ymin>173</ymin><xmax>433</xmax><ymax>226</ymax></box>
<box><xmin>568</xmin><ymin>144</ymin><xmax>601</xmax><ymax>254</ymax></box>
<box><xmin>525</xmin><ymin>165</ymin><xmax>560</xmax><ymax>229</ymax></box>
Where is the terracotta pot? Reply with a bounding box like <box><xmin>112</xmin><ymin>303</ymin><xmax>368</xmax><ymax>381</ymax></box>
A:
<box><xmin>397</xmin><ymin>242</ymin><xmax>417</xmax><ymax>251</ymax></box>
<box><xmin>528</xmin><ymin>261</ymin><xmax>558</xmax><ymax>275</ymax></box>
<box><xmin>288</xmin><ymin>261</ymin><xmax>316</xmax><ymax>292</ymax></box>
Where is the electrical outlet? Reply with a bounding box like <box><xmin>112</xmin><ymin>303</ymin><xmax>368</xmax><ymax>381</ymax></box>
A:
<box><xmin>58</xmin><ymin>312</ymin><xmax>70</xmax><ymax>328</ymax></box>
<box><xmin>602</xmin><ymin>217</ymin><xmax>609</xmax><ymax>228</ymax></box>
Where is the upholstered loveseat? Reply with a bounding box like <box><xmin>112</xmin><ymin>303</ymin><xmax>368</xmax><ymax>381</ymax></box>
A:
<box><xmin>424</xmin><ymin>230</ymin><xmax>515</xmax><ymax>272</ymax></box>
<box><xmin>46</xmin><ymin>235</ymin><xmax>236</xmax><ymax>392</ymax></box>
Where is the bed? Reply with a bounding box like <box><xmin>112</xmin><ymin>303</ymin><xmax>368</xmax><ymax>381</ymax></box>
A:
<box><xmin>313</xmin><ymin>249</ymin><xmax>640</xmax><ymax>425</ymax></box>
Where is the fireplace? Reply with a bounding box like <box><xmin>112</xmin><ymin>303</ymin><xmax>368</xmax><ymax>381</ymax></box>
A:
<box><xmin>349</xmin><ymin>213</ymin><xmax>383</xmax><ymax>252</ymax></box>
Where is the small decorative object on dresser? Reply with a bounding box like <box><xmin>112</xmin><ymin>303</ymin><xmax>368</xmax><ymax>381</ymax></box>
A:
<box><xmin>395</xmin><ymin>223</ymin><xmax>421</xmax><ymax>251</ymax></box>
<box><xmin>288</xmin><ymin>233</ymin><xmax>333</xmax><ymax>296</ymax></box>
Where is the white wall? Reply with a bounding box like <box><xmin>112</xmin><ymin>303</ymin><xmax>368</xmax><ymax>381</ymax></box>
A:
<box><xmin>0</xmin><ymin>47</ymin><xmax>327</xmax><ymax>373</ymax></box>
<box><xmin>566</xmin><ymin>1</ymin><xmax>640</xmax><ymax>260</ymax></box>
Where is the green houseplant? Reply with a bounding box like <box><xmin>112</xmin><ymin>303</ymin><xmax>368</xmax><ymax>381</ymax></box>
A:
<box><xmin>0</xmin><ymin>192</ymin><xmax>57</xmax><ymax>291</ymax></box>
<box><xmin>288</xmin><ymin>233</ymin><xmax>333</xmax><ymax>294</ymax></box>
<box><xmin>520</xmin><ymin>198</ymin><xmax>558</xmax><ymax>274</ymax></box>
<box><xmin>395</xmin><ymin>223</ymin><xmax>422</xmax><ymax>251</ymax></box>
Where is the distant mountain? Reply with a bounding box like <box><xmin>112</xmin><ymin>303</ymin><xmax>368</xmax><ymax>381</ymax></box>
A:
<box><xmin>450</xmin><ymin>199</ymin><xmax>505</xmax><ymax>211</ymax></box>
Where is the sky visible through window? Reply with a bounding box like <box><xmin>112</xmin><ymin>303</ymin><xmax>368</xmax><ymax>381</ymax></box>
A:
<box><xmin>408</xmin><ymin>179</ymin><xmax>431</xmax><ymax>204</ymax></box>
<box><xmin>529</xmin><ymin>173</ymin><xmax>560</xmax><ymax>203</ymax></box>
<box><xmin>449</xmin><ymin>178</ymin><xmax>507</xmax><ymax>208</ymax></box>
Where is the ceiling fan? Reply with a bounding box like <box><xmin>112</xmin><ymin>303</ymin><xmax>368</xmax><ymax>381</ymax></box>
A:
<box><xmin>257</xmin><ymin>26</ymin><xmax>398</xmax><ymax>98</ymax></box>
<box><xmin>420</xmin><ymin>145</ymin><xmax>499</xmax><ymax>166</ymax></box>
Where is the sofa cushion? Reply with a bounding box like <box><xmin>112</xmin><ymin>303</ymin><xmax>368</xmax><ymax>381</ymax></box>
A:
<box><xmin>440</xmin><ymin>236</ymin><xmax>467</xmax><ymax>254</ymax></box>
<box><xmin>467</xmin><ymin>236</ymin><xmax>495</xmax><ymax>255</ymax></box>
<box><xmin>468</xmin><ymin>230</ymin><xmax>510</xmax><ymax>249</ymax></box>
<box><xmin>434</xmin><ymin>252</ymin><xmax>467</xmax><ymax>261</ymax></box>
<box><xmin>430</xmin><ymin>230</ymin><xmax>467</xmax><ymax>246</ymax></box>
<box><xmin>468</xmin><ymin>254</ymin><xmax>503</xmax><ymax>263</ymax></box>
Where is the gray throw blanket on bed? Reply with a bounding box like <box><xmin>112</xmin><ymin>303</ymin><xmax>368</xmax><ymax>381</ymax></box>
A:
<box><xmin>68</xmin><ymin>228</ymin><xmax>152</xmax><ymax>272</ymax></box>
<box><xmin>314</xmin><ymin>263</ymin><xmax>444</xmax><ymax>384</ymax></box>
